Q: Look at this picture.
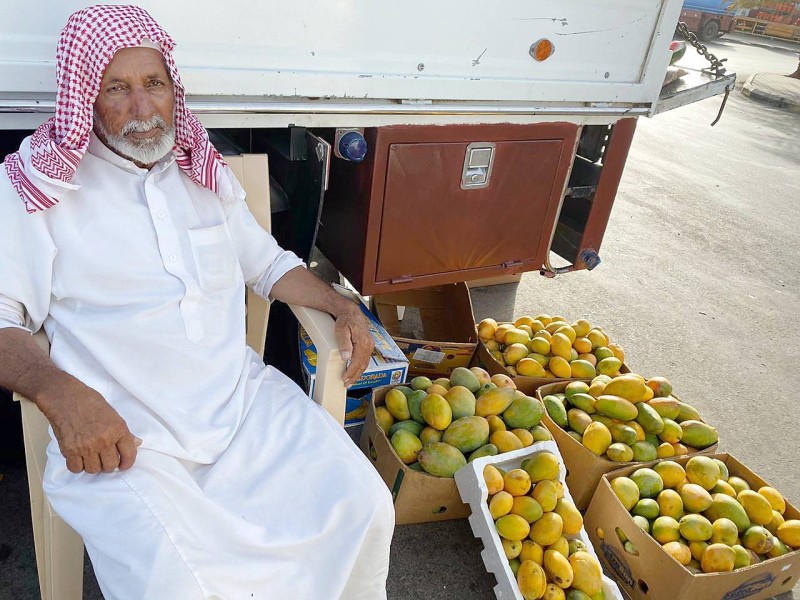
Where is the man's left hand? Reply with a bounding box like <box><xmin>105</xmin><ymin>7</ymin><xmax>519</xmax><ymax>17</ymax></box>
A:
<box><xmin>333</xmin><ymin>303</ymin><xmax>375</xmax><ymax>388</ymax></box>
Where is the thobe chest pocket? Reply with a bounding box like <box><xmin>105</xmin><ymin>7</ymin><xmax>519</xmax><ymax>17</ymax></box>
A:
<box><xmin>187</xmin><ymin>224</ymin><xmax>240</xmax><ymax>292</ymax></box>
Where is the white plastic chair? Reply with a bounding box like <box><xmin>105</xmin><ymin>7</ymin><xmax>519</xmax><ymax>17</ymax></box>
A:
<box><xmin>13</xmin><ymin>154</ymin><xmax>347</xmax><ymax>600</ymax></box>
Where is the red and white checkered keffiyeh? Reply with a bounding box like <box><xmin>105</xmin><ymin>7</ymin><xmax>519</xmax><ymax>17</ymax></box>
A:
<box><xmin>3</xmin><ymin>4</ymin><xmax>237</xmax><ymax>214</ymax></box>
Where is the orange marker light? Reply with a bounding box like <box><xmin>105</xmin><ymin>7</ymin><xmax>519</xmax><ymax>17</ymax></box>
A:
<box><xmin>530</xmin><ymin>39</ymin><xmax>555</xmax><ymax>62</ymax></box>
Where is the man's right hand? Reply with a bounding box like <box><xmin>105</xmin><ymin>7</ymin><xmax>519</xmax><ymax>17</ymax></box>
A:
<box><xmin>39</xmin><ymin>378</ymin><xmax>140</xmax><ymax>474</ymax></box>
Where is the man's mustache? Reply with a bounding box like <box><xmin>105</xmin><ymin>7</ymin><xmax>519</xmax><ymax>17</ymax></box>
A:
<box><xmin>122</xmin><ymin>116</ymin><xmax>167</xmax><ymax>136</ymax></box>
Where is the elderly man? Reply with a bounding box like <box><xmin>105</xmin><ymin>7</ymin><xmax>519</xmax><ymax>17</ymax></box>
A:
<box><xmin>0</xmin><ymin>5</ymin><xmax>394</xmax><ymax>599</ymax></box>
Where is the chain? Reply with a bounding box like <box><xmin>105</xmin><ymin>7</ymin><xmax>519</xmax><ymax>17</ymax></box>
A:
<box><xmin>677</xmin><ymin>22</ymin><xmax>727</xmax><ymax>77</ymax></box>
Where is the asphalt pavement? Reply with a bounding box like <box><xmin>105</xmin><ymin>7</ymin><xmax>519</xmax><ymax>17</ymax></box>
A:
<box><xmin>1</xmin><ymin>31</ymin><xmax>799</xmax><ymax>600</ymax></box>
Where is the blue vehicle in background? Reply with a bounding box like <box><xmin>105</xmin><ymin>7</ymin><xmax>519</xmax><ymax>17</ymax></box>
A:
<box><xmin>681</xmin><ymin>0</ymin><xmax>735</xmax><ymax>41</ymax></box>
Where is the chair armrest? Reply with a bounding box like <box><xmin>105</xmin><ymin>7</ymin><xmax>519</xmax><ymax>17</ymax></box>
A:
<box><xmin>288</xmin><ymin>304</ymin><xmax>347</xmax><ymax>426</ymax></box>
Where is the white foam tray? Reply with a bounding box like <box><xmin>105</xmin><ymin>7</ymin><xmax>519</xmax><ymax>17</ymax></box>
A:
<box><xmin>454</xmin><ymin>440</ymin><xmax>624</xmax><ymax>600</ymax></box>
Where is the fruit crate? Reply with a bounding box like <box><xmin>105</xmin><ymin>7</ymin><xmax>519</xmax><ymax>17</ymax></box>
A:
<box><xmin>537</xmin><ymin>380</ymin><xmax>718</xmax><ymax>510</ymax></box>
<box><xmin>584</xmin><ymin>453</ymin><xmax>800</xmax><ymax>600</ymax></box>
<box><xmin>454</xmin><ymin>441</ymin><xmax>625</xmax><ymax>600</ymax></box>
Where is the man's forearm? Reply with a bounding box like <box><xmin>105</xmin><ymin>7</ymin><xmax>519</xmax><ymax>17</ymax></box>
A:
<box><xmin>0</xmin><ymin>327</ymin><xmax>78</xmax><ymax>416</ymax></box>
<box><xmin>268</xmin><ymin>266</ymin><xmax>357</xmax><ymax>318</ymax></box>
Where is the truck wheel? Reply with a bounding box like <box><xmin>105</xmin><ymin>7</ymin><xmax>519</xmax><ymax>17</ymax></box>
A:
<box><xmin>698</xmin><ymin>19</ymin><xmax>720</xmax><ymax>42</ymax></box>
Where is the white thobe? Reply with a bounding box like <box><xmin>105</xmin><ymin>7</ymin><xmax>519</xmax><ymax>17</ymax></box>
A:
<box><xmin>0</xmin><ymin>133</ymin><xmax>394</xmax><ymax>599</ymax></box>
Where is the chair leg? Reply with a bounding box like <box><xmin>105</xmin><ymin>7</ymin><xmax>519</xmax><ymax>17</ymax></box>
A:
<box><xmin>44</xmin><ymin>506</ymin><xmax>84</xmax><ymax>600</ymax></box>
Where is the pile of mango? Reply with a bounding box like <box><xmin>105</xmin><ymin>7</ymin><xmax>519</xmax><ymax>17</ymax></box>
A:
<box><xmin>542</xmin><ymin>373</ymin><xmax>718</xmax><ymax>462</ymax></box>
<box><xmin>477</xmin><ymin>315</ymin><xmax>625</xmax><ymax>380</ymax></box>
<box><xmin>376</xmin><ymin>367</ymin><xmax>555</xmax><ymax>477</ymax></box>
<box><xmin>610</xmin><ymin>457</ymin><xmax>800</xmax><ymax>572</ymax></box>
<box><xmin>482</xmin><ymin>451</ymin><xmax>607</xmax><ymax>599</ymax></box>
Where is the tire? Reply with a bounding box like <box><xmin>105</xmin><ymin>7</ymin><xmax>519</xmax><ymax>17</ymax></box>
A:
<box><xmin>698</xmin><ymin>19</ymin><xmax>720</xmax><ymax>42</ymax></box>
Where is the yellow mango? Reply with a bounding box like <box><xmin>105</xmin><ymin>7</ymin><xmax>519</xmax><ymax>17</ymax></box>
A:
<box><xmin>487</xmin><ymin>414</ymin><xmax>506</xmax><ymax>434</ymax></box>
<box><xmin>766</xmin><ymin>510</ymin><xmax>785</xmax><ymax>535</ymax></box>
<box><xmin>512</xmin><ymin>428</ymin><xmax>535</xmax><ymax>447</ymax></box>
<box><xmin>758</xmin><ymin>487</ymin><xmax>786</xmax><ymax>515</ymax></box>
<box><xmin>502</xmin><ymin>538</ymin><xmax>523</xmax><ymax>559</ymax></box>
<box><xmin>504</xmin><ymin>469</ymin><xmax>533</xmax><ymax>497</ymax></box>
<box><xmin>385</xmin><ymin>388</ymin><xmax>411</xmax><ymax>421</ymax></box>
<box><xmin>517</xmin><ymin>560</ymin><xmax>547</xmax><ymax>600</ymax></box>
<box><xmin>582</xmin><ymin>422</ymin><xmax>612</xmax><ymax>456</ymax></box>
<box><xmin>657</xmin><ymin>489</ymin><xmax>684</xmax><ymax>520</ymax></box>
<box><xmin>532</xmin><ymin>480</ymin><xmax>558</xmax><ymax>512</ymax></box>
<box><xmin>570</xmin><ymin>360</ymin><xmax>596</xmax><ymax>379</ymax></box>
<box><xmin>516</xmin><ymin>358</ymin><xmax>547</xmax><ymax>378</ymax></box>
<box><xmin>494</xmin><ymin>323</ymin><xmax>515</xmax><ymax>343</ymax></box>
<box><xmin>544</xmin><ymin>549</ymin><xmax>574</xmax><ymax>589</ymax></box>
<box><xmin>777</xmin><ymin>520</ymin><xmax>800</xmax><ymax>549</ymax></box>
<box><xmin>548</xmin><ymin>536</ymin><xmax>569</xmax><ymax>558</ymax></box>
<box><xmin>420</xmin><ymin>393</ymin><xmax>452</xmax><ymax>431</ymax></box>
<box><xmin>738</xmin><ymin>490</ymin><xmax>774</xmax><ymax>526</ymax></box>
<box><xmin>529</xmin><ymin>512</ymin><xmax>564</xmax><ymax>546</ymax></box>
<box><xmin>711</xmin><ymin>518</ymin><xmax>739</xmax><ymax>546</ymax></box>
<box><xmin>609</xmin><ymin>342</ymin><xmax>625</xmax><ymax>363</ymax></box>
<box><xmin>504</xmin><ymin>342</ymin><xmax>530</xmax><ymax>366</ymax></box>
<box><xmin>551</xmin><ymin>333</ymin><xmax>573</xmax><ymax>360</ymax></box>
<box><xmin>573</xmin><ymin>337</ymin><xmax>593</xmax><ymax>354</ymax></box>
<box><xmin>477</xmin><ymin>318</ymin><xmax>498</xmax><ymax>341</ymax></box>
<box><xmin>496</xmin><ymin>514</ymin><xmax>531</xmax><ymax>541</ymax></box>
<box><xmin>491</xmin><ymin>373</ymin><xmax>517</xmax><ymax>389</ymax></box>
<box><xmin>602</xmin><ymin>375</ymin><xmax>648</xmax><ymax>403</ymax></box>
<box><xmin>520</xmin><ymin>540</ymin><xmax>544</xmax><ymax>564</ymax></box>
<box><xmin>490</xmin><ymin>491</ymin><xmax>514</xmax><ymax>519</ymax></box>
<box><xmin>572</xmin><ymin>319</ymin><xmax>591</xmax><ymax>337</ymax></box>
<box><xmin>663</xmin><ymin>541</ymin><xmax>692</xmax><ymax>566</ymax></box>
<box><xmin>491</xmin><ymin>430</ymin><xmax>525</xmax><ymax>454</ymax></box>
<box><xmin>543</xmin><ymin>583</ymin><xmax>566</xmax><ymax>600</ymax></box>
<box><xmin>657</xmin><ymin>442</ymin><xmax>676</xmax><ymax>458</ymax></box>
<box><xmin>375</xmin><ymin>406</ymin><xmax>395</xmax><ymax>433</ymax></box>
<box><xmin>512</xmin><ymin>496</ymin><xmax>544</xmax><ymax>524</ymax></box>
<box><xmin>569</xmin><ymin>551</ymin><xmax>603</xmax><ymax>596</ymax></box>
<box><xmin>701</xmin><ymin>544</ymin><xmax>735</xmax><ymax>573</ymax></box>
<box><xmin>587</xmin><ymin>329</ymin><xmax>608</xmax><ymax>349</ymax></box>
<box><xmin>476</xmin><ymin>388</ymin><xmax>516</xmax><ymax>417</ymax></box>
<box><xmin>483</xmin><ymin>464</ymin><xmax>505</xmax><ymax>495</ymax></box>
<box><xmin>554</xmin><ymin>498</ymin><xmax>583</xmax><ymax>535</ymax></box>
<box><xmin>522</xmin><ymin>451</ymin><xmax>561</xmax><ymax>482</ymax></box>
<box><xmin>653</xmin><ymin>461</ymin><xmax>686</xmax><ymax>489</ymax></box>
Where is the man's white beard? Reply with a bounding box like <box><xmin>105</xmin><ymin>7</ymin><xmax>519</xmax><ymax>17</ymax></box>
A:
<box><xmin>94</xmin><ymin>113</ymin><xmax>175</xmax><ymax>165</ymax></box>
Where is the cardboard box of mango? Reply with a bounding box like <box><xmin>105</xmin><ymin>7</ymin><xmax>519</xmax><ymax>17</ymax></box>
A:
<box><xmin>584</xmin><ymin>454</ymin><xmax>800</xmax><ymax>600</ymax></box>
<box><xmin>538</xmin><ymin>373</ymin><xmax>719</xmax><ymax>509</ymax></box>
<box><xmin>476</xmin><ymin>315</ymin><xmax>628</xmax><ymax>392</ymax></box>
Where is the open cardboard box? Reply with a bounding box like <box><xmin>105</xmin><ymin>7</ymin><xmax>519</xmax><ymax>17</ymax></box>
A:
<box><xmin>584</xmin><ymin>453</ymin><xmax>800</xmax><ymax>600</ymax></box>
<box><xmin>359</xmin><ymin>385</ymin><xmax>471</xmax><ymax>525</ymax></box>
<box><xmin>371</xmin><ymin>283</ymin><xmax>477</xmax><ymax>378</ymax></box>
<box><xmin>536</xmin><ymin>381</ymin><xmax>718</xmax><ymax>510</ymax></box>
<box><xmin>475</xmin><ymin>339</ymin><xmax>631</xmax><ymax>396</ymax></box>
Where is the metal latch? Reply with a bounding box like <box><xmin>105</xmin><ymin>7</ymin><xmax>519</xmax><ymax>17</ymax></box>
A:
<box><xmin>461</xmin><ymin>142</ymin><xmax>495</xmax><ymax>189</ymax></box>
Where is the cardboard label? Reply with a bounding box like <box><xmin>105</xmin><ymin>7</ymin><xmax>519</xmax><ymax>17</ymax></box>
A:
<box><xmin>600</xmin><ymin>542</ymin><xmax>635</xmax><ymax>589</ymax></box>
<box><xmin>411</xmin><ymin>347</ymin><xmax>447</xmax><ymax>364</ymax></box>
<box><xmin>722</xmin><ymin>574</ymin><xmax>777</xmax><ymax>600</ymax></box>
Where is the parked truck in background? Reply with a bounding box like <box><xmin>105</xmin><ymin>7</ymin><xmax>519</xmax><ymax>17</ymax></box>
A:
<box><xmin>681</xmin><ymin>0</ymin><xmax>736</xmax><ymax>41</ymax></box>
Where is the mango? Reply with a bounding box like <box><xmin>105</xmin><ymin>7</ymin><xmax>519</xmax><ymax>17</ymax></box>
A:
<box><xmin>389</xmin><ymin>420</ymin><xmax>425</xmax><ymax>438</ymax></box>
<box><xmin>568</xmin><ymin>409</ymin><xmax>593</xmax><ymax>435</ymax></box>
<box><xmin>529</xmin><ymin>336</ymin><xmax>551</xmax><ymax>356</ymax></box>
<box><xmin>516</xmin><ymin>358</ymin><xmax>547</xmax><ymax>377</ymax></box>
<box><xmin>408</xmin><ymin>462</ymin><xmax>424</xmax><ymax>472</ymax></box>
<box><xmin>442</xmin><ymin>386</ymin><xmax>475</xmax><ymax>420</ymax></box>
<box><xmin>777</xmin><ymin>520</ymin><xmax>800</xmax><ymax>548</ymax></box>
<box><xmin>424</xmin><ymin>384</ymin><xmax>447</xmax><ymax>396</ymax></box>
<box><xmin>522</xmin><ymin>452</ymin><xmax>561</xmax><ymax>482</ymax></box>
<box><xmin>420</xmin><ymin>393</ymin><xmax>452</xmax><ymax>431</ymax></box>
<box><xmin>648</xmin><ymin>397</ymin><xmax>681</xmax><ymax>420</ymax></box>
<box><xmin>483</xmin><ymin>464</ymin><xmax>504</xmax><ymax>494</ymax></box>
<box><xmin>646</xmin><ymin>376</ymin><xmax>672</xmax><ymax>398</ymax></box>
<box><xmin>476</xmin><ymin>387</ymin><xmax>516</xmax><ymax>417</ymax></box>
<box><xmin>502</xmin><ymin>538</ymin><xmax>523</xmax><ymax>560</ymax></box>
<box><xmin>632</xmin><ymin>515</ymin><xmax>650</xmax><ymax>533</ymax></box>
<box><xmin>375</xmin><ymin>406</ymin><xmax>394</xmax><ymax>433</ymax></box>
<box><xmin>610</xmin><ymin>477</ymin><xmax>640</xmax><ymax>511</ymax></box>
<box><xmin>569</xmin><ymin>319</ymin><xmax>590</xmax><ymax>337</ymax></box>
<box><xmin>652</xmin><ymin>516</ymin><xmax>681</xmax><ymax>544</ymax></box>
<box><xmin>417</xmin><ymin>442</ymin><xmax>466</xmax><ymax>477</ymax></box>
<box><xmin>596</xmin><ymin>357</ymin><xmax>622</xmax><ymax>376</ymax></box>
<box><xmin>543</xmin><ymin>395</ymin><xmax>568</xmax><ymax>427</ymax></box>
<box><xmin>406</xmin><ymin>389</ymin><xmax>427</xmax><ymax>424</ymax></box>
<box><xmin>504</xmin><ymin>343</ymin><xmax>531</xmax><ymax>366</ymax></box>
<box><xmin>710</xmin><ymin>518</ymin><xmax>739</xmax><ymax>546</ymax></box>
<box><xmin>630</xmin><ymin>468</ymin><xmax>664</xmax><ymax>498</ymax></box>
<box><xmin>568</xmin><ymin>539</ymin><xmax>588</xmax><ymax>557</ymax></box>
<box><xmin>505</xmin><ymin>327</ymin><xmax>531</xmax><ymax>346</ymax></box>
<box><xmin>442</xmin><ymin>416</ymin><xmax>489</xmax><ymax>453</ymax></box>
<box><xmin>504</xmin><ymin>396</ymin><xmax>545</xmax><ymax>429</ymax></box>
<box><xmin>742</xmin><ymin>526</ymin><xmax>774</xmax><ymax>554</ymax></box>
<box><xmin>512</xmin><ymin>496</ymin><xmax>544</xmax><ymax>524</ymax></box>
<box><xmin>487</xmin><ymin>414</ymin><xmax>506</xmax><ymax>434</ymax></box>
<box><xmin>490</xmin><ymin>430</ymin><xmax>525</xmax><ymax>453</ymax></box>
<box><xmin>607</xmin><ymin>443</ymin><xmax>634</xmax><ymax>463</ymax></box>
<box><xmin>513</xmin><ymin>429</ymin><xmax>535</xmax><ymax>447</ymax></box>
<box><xmin>517</xmin><ymin>560</ymin><xmax>547</xmax><ymax>600</ymax></box>
<box><xmin>566</xmin><ymin>591</ymin><xmax>592</xmax><ymax>600</ymax></box>
<box><xmin>680</xmin><ymin>514</ymin><xmax>713</xmax><ymax>542</ymax></box>
<box><xmin>550</xmin><ymin>356</ymin><xmax>572</xmax><ymax>379</ymax></box>
<box><xmin>701</xmin><ymin>544</ymin><xmax>735</xmax><ymax>573</ymax></box>
<box><xmin>766</xmin><ymin>510</ymin><xmax>785</xmax><ymax>535</ymax></box>
<box><xmin>529</xmin><ymin>512</ymin><xmax>564</xmax><ymax>546</ymax></box>
<box><xmin>582</xmin><ymin>422</ymin><xmax>612</xmax><ymax>456</ymax></box>
<box><xmin>658</xmin><ymin>419</ymin><xmax>682</xmax><ymax>444</ymax></box>
<box><xmin>675</xmin><ymin>402</ymin><xmax>702</xmax><ymax>423</ymax></box>
<box><xmin>544</xmin><ymin>549</ymin><xmax>574</xmax><ymax>589</ymax></box>
<box><xmin>385</xmin><ymin>388</ymin><xmax>411</xmax><ymax>421</ymax></box>
<box><xmin>595</xmin><ymin>395</ymin><xmax>638</xmax><ymax>421</ymax></box>
<box><xmin>689</xmin><ymin>541</ymin><xmax>709</xmax><ymax>562</ymax></box>
<box><xmin>553</xmin><ymin>498</ymin><xmax>582</xmax><ymax>535</ymax></box>
<box><xmin>587</xmin><ymin>380</ymin><xmax>607</xmax><ymax>399</ymax></box>
<box><xmin>705</xmin><ymin>493</ymin><xmax>752</xmax><ymax>533</ymax></box>
<box><xmin>410</xmin><ymin>376</ymin><xmax>432</xmax><ymax>391</ymax></box>
<box><xmin>468</xmin><ymin>443</ymin><xmax>499</xmax><ymax>463</ymax></box>
<box><xmin>550</xmin><ymin>333</ymin><xmax>573</xmax><ymax>360</ymax></box>
<box><xmin>758</xmin><ymin>487</ymin><xmax>786</xmax><ymax>515</ymax></box>
<box><xmin>567</xmin><ymin>431</ymin><xmax>583</xmax><ymax>443</ymax></box>
<box><xmin>569</xmin><ymin>393</ymin><xmax>597</xmax><ymax>414</ymax></box>
<box><xmin>490</xmin><ymin>491</ymin><xmax>514</xmax><ymax>519</ymax></box>
<box><xmin>680</xmin><ymin>483</ymin><xmax>714</xmax><ymax>513</ymax></box>
<box><xmin>631</xmin><ymin>441</ymin><xmax>658</xmax><ymax>462</ymax></box>
<box><xmin>663</xmin><ymin>541</ymin><xmax>691</xmax><ymax>565</ymax></box>
<box><xmin>591</xmin><ymin>414</ymin><xmax>617</xmax><ymax>429</ymax></box>
<box><xmin>653</xmin><ymin>461</ymin><xmax>686</xmax><ymax>488</ymax></box>
<box><xmin>768</xmin><ymin>538</ymin><xmax>790</xmax><ymax>558</ymax></box>
<box><xmin>738</xmin><ymin>490</ymin><xmax>774</xmax><ymax>526</ymax></box>
<box><xmin>390</xmin><ymin>429</ymin><xmax>423</xmax><ymax>464</ymax></box>
<box><xmin>635</xmin><ymin>402</ymin><xmax>664</xmax><ymax>435</ymax></box>
<box><xmin>521</xmin><ymin>540</ymin><xmax>545</xmax><ymax>564</ymax></box>
<box><xmin>594</xmin><ymin>347</ymin><xmax>614</xmax><ymax>361</ymax></box>
<box><xmin>531</xmin><ymin>480</ymin><xmax>557</xmax><ymax>512</ymax></box>
<box><xmin>628</xmin><ymin>421</ymin><xmax>646</xmax><ymax>441</ymax></box>
<box><xmin>469</xmin><ymin>367</ymin><xmax>491</xmax><ymax>386</ymax></box>
<box><xmin>543</xmin><ymin>583</ymin><xmax>567</xmax><ymax>600</ymax></box>
<box><xmin>633</xmin><ymin>498</ymin><xmax>660</xmax><ymax>520</ymax></box>
<box><xmin>727</xmin><ymin>476</ymin><xmax>751</xmax><ymax>495</ymax></box>
<box><xmin>587</xmin><ymin>329</ymin><xmax>608</xmax><ymax>349</ymax></box>
<box><xmin>450</xmin><ymin>366</ymin><xmax>481</xmax><ymax>392</ymax></box>
<box><xmin>497</xmin><ymin>513</ymin><xmax>532</xmax><ymax>542</ymax></box>
<box><xmin>531</xmin><ymin>425</ymin><xmax>553</xmax><ymax>442</ymax></box>
<box><xmin>420</xmin><ymin>426</ymin><xmax>443</xmax><ymax>446</ymax></box>
<box><xmin>679</xmin><ymin>420</ymin><xmax>718</xmax><ymax>449</ymax></box>
<box><xmin>603</xmin><ymin>375</ymin><xmax>648</xmax><ymax>403</ymax></box>
<box><xmin>732</xmin><ymin>544</ymin><xmax>750</xmax><ymax>569</ymax></box>
<box><xmin>570</xmin><ymin>360</ymin><xmax>597</xmax><ymax>379</ymax></box>
<box><xmin>569</xmin><ymin>552</ymin><xmax>603</xmax><ymax>597</ymax></box>
<box><xmin>477</xmin><ymin>318</ymin><xmax>498</xmax><ymax>341</ymax></box>
<box><xmin>394</xmin><ymin>385</ymin><xmax>414</xmax><ymax>397</ymax></box>
<box><xmin>686</xmin><ymin>456</ymin><xmax>721</xmax><ymax>491</ymax></box>
<box><xmin>657</xmin><ymin>489</ymin><xmax>684</xmax><ymax>520</ymax></box>
<box><xmin>713</xmin><ymin>459</ymin><xmax>729</xmax><ymax>481</ymax></box>
<box><xmin>657</xmin><ymin>443</ymin><xmax>676</xmax><ymax>458</ymax></box>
